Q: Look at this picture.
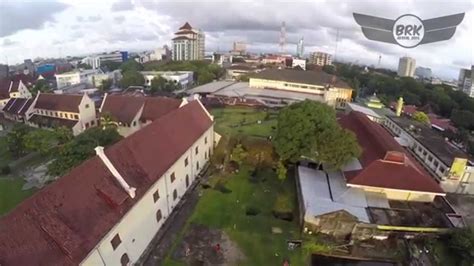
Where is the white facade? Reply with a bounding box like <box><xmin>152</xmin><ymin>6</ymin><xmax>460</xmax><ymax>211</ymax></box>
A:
<box><xmin>310</xmin><ymin>52</ymin><xmax>332</xmax><ymax>66</ymax></box>
<box><xmin>141</xmin><ymin>71</ymin><xmax>193</xmax><ymax>89</ymax></box>
<box><xmin>55</xmin><ymin>69</ymin><xmax>100</xmax><ymax>89</ymax></box>
<box><xmin>0</xmin><ymin>80</ymin><xmax>32</xmax><ymax>108</ymax></box>
<box><xmin>292</xmin><ymin>58</ymin><xmax>306</xmax><ymax>70</ymax></box>
<box><xmin>81</xmin><ymin>125</ymin><xmax>215</xmax><ymax>265</ymax></box>
<box><xmin>82</xmin><ymin>52</ymin><xmax>125</xmax><ymax>69</ymax></box>
<box><xmin>397</xmin><ymin>57</ymin><xmax>416</xmax><ymax>77</ymax></box>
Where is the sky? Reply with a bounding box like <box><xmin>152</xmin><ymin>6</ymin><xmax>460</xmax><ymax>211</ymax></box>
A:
<box><xmin>0</xmin><ymin>0</ymin><xmax>473</xmax><ymax>79</ymax></box>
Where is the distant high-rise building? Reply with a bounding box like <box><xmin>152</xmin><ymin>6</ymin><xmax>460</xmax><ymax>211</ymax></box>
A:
<box><xmin>172</xmin><ymin>22</ymin><xmax>205</xmax><ymax>61</ymax></box>
<box><xmin>458</xmin><ymin>68</ymin><xmax>471</xmax><ymax>88</ymax></box>
<box><xmin>0</xmin><ymin>64</ymin><xmax>9</xmax><ymax>79</ymax></box>
<box><xmin>414</xmin><ymin>66</ymin><xmax>432</xmax><ymax>80</ymax></box>
<box><xmin>309</xmin><ymin>52</ymin><xmax>332</xmax><ymax>66</ymax></box>
<box><xmin>23</xmin><ymin>59</ymin><xmax>35</xmax><ymax>75</ymax></box>
<box><xmin>397</xmin><ymin>57</ymin><xmax>416</xmax><ymax>77</ymax></box>
<box><xmin>232</xmin><ymin>41</ymin><xmax>246</xmax><ymax>54</ymax></box>
<box><xmin>82</xmin><ymin>51</ymin><xmax>127</xmax><ymax>69</ymax></box>
<box><xmin>459</xmin><ymin>66</ymin><xmax>474</xmax><ymax>97</ymax></box>
<box><xmin>296</xmin><ymin>37</ymin><xmax>304</xmax><ymax>58</ymax></box>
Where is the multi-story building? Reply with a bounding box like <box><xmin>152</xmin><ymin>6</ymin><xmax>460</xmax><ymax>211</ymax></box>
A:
<box><xmin>397</xmin><ymin>56</ymin><xmax>416</xmax><ymax>77</ymax></box>
<box><xmin>55</xmin><ymin>69</ymin><xmax>101</xmax><ymax>89</ymax></box>
<box><xmin>2</xmin><ymin>97</ymin><xmax>34</xmax><ymax>122</ymax></box>
<box><xmin>0</xmin><ymin>100</ymin><xmax>215</xmax><ymax>265</ymax></box>
<box><xmin>82</xmin><ymin>51</ymin><xmax>128</xmax><ymax>69</ymax></box>
<box><xmin>140</xmin><ymin>71</ymin><xmax>194</xmax><ymax>89</ymax></box>
<box><xmin>249</xmin><ymin>68</ymin><xmax>352</xmax><ymax>109</ymax></box>
<box><xmin>458</xmin><ymin>66</ymin><xmax>474</xmax><ymax>97</ymax></box>
<box><xmin>172</xmin><ymin>22</ymin><xmax>205</xmax><ymax>61</ymax></box>
<box><xmin>26</xmin><ymin>93</ymin><xmax>97</xmax><ymax>135</ymax></box>
<box><xmin>309</xmin><ymin>52</ymin><xmax>332</xmax><ymax>66</ymax></box>
<box><xmin>414</xmin><ymin>66</ymin><xmax>432</xmax><ymax>80</ymax></box>
<box><xmin>296</xmin><ymin>37</ymin><xmax>304</xmax><ymax>58</ymax></box>
<box><xmin>292</xmin><ymin>58</ymin><xmax>306</xmax><ymax>70</ymax></box>
<box><xmin>99</xmin><ymin>94</ymin><xmax>184</xmax><ymax>137</ymax></box>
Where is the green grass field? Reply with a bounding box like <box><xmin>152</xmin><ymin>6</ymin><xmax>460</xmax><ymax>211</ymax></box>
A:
<box><xmin>166</xmin><ymin>165</ymin><xmax>307</xmax><ymax>265</ymax></box>
<box><xmin>0</xmin><ymin>178</ymin><xmax>35</xmax><ymax>215</ymax></box>
<box><xmin>0</xmin><ymin>136</ymin><xmax>12</xmax><ymax>168</ymax></box>
<box><xmin>210</xmin><ymin>107</ymin><xmax>278</xmax><ymax>138</ymax></box>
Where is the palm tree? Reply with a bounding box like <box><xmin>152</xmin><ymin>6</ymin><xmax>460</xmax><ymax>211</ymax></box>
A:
<box><xmin>100</xmin><ymin>112</ymin><xmax>119</xmax><ymax>130</ymax></box>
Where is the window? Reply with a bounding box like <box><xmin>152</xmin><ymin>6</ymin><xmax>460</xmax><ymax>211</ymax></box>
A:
<box><xmin>205</xmin><ymin>151</ymin><xmax>207</xmax><ymax>159</ymax></box>
<box><xmin>120</xmin><ymin>253</ymin><xmax>130</xmax><ymax>266</ymax></box>
<box><xmin>434</xmin><ymin>161</ymin><xmax>439</xmax><ymax>167</ymax></box>
<box><xmin>74</xmin><ymin>114</ymin><xmax>79</xmax><ymax>119</ymax></box>
<box><xmin>156</xmin><ymin>209</ymin><xmax>162</xmax><ymax>222</ymax></box>
<box><xmin>423</xmin><ymin>151</ymin><xmax>427</xmax><ymax>156</ymax></box>
<box><xmin>428</xmin><ymin>155</ymin><xmax>433</xmax><ymax>162</ymax></box>
<box><xmin>60</xmin><ymin>113</ymin><xmax>63</xmax><ymax>118</ymax></box>
<box><xmin>196</xmin><ymin>162</ymin><xmax>199</xmax><ymax>171</ymax></box>
<box><xmin>85</xmin><ymin>122</ymin><xmax>89</xmax><ymax>129</ymax></box>
<box><xmin>418</xmin><ymin>147</ymin><xmax>422</xmax><ymax>152</ymax></box>
<box><xmin>208</xmin><ymin>148</ymin><xmax>211</xmax><ymax>157</ymax></box>
<box><xmin>69</xmin><ymin>114</ymin><xmax>73</xmax><ymax>119</ymax></box>
<box><xmin>111</xmin><ymin>234</ymin><xmax>121</xmax><ymax>250</ymax></box>
<box><xmin>184</xmin><ymin>157</ymin><xmax>188</xmax><ymax>166</ymax></box>
<box><xmin>132</xmin><ymin>121</ymin><xmax>137</xmax><ymax>127</ymax></box>
<box><xmin>439</xmin><ymin>167</ymin><xmax>446</xmax><ymax>173</ymax></box>
<box><xmin>186</xmin><ymin>174</ymin><xmax>189</xmax><ymax>188</ymax></box>
<box><xmin>173</xmin><ymin>189</ymin><xmax>178</xmax><ymax>200</ymax></box>
<box><xmin>205</xmin><ymin>137</ymin><xmax>208</xmax><ymax>144</ymax></box>
<box><xmin>195</xmin><ymin>146</ymin><xmax>199</xmax><ymax>155</ymax></box>
<box><xmin>91</xmin><ymin>120</ymin><xmax>95</xmax><ymax>126</ymax></box>
<box><xmin>170</xmin><ymin>172</ymin><xmax>176</xmax><ymax>183</ymax></box>
<box><xmin>153</xmin><ymin>190</ymin><xmax>159</xmax><ymax>202</ymax></box>
<box><xmin>85</xmin><ymin>104</ymin><xmax>90</xmax><ymax>108</ymax></box>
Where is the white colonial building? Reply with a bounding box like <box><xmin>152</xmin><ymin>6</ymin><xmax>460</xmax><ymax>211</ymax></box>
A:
<box><xmin>0</xmin><ymin>100</ymin><xmax>216</xmax><ymax>265</ymax></box>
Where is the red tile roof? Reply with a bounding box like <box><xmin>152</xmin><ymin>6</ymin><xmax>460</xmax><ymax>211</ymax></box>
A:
<box><xmin>35</xmin><ymin>93</ymin><xmax>83</xmax><ymax>113</ymax></box>
<box><xmin>2</xmin><ymin>97</ymin><xmax>33</xmax><ymax>116</ymax></box>
<box><xmin>0</xmin><ymin>79</ymin><xmax>12</xmax><ymax>99</ymax></box>
<box><xmin>0</xmin><ymin>101</ymin><xmax>213</xmax><ymax>265</ymax></box>
<box><xmin>100</xmin><ymin>95</ymin><xmax>181</xmax><ymax>124</ymax></box>
<box><xmin>339</xmin><ymin>111</ymin><xmax>444</xmax><ymax>194</ymax></box>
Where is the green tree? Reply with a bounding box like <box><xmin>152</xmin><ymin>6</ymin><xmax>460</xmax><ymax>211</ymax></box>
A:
<box><xmin>274</xmin><ymin>100</ymin><xmax>360</xmax><ymax>168</ymax></box>
<box><xmin>413</xmin><ymin>111</ymin><xmax>430</xmax><ymax>125</ymax></box>
<box><xmin>54</xmin><ymin>126</ymin><xmax>73</xmax><ymax>145</ymax></box>
<box><xmin>448</xmin><ymin>227</ymin><xmax>474</xmax><ymax>265</ymax></box>
<box><xmin>274</xmin><ymin>100</ymin><xmax>337</xmax><ymax>163</ymax></box>
<box><xmin>230</xmin><ymin>144</ymin><xmax>247</xmax><ymax>166</ymax></box>
<box><xmin>119</xmin><ymin>70</ymin><xmax>145</xmax><ymax>88</ymax></box>
<box><xmin>5</xmin><ymin>124</ymin><xmax>31</xmax><ymax>158</ymax></box>
<box><xmin>197</xmin><ymin>70</ymin><xmax>215</xmax><ymax>84</ymax></box>
<box><xmin>99</xmin><ymin>78</ymin><xmax>113</xmax><ymax>92</ymax></box>
<box><xmin>101</xmin><ymin>61</ymin><xmax>121</xmax><ymax>71</ymax></box>
<box><xmin>47</xmin><ymin>127</ymin><xmax>122</xmax><ymax>176</ymax></box>
<box><xmin>100</xmin><ymin>113</ymin><xmax>119</xmax><ymax>129</ymax></box>
<box><xmin>276</xmin><ymin>160</ymin><xmax>287</xmax><ymax>182</ymax></box>
<box><xmin>120</xmin><ymin>60</ymin><xmax>143</xmax><ymax>72</ymax></box>
<box><xmin>451</xmin><ymin>110</ymin><xmax>474</xmax><ymax>130</ymax></box>
<box><xmin>150</xmin><ymin>76</ymin><xmax>168</xmax><ymax>93</ymax></box>
<box><xmin>24</xmin><ymin>130</ymin><xmax>57</xmax><ymax>154</ymax></box>
<box><xmin>322</xmin><ymin>65</ymin><xmax>336</xmax><ymax>74</ymax></box>
<box><xmin>31</xmin><ymin>79</ymin><xmax>50</xmax><ymax>96</ymax></box>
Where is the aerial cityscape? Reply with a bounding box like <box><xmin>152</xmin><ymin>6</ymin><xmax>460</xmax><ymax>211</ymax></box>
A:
<box><xmin>0</xmin><ymin>0</ymin><xmax>473</xmax><ymax>265</ymax></box>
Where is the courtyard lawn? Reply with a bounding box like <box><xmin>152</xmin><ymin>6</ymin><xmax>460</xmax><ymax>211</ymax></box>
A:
<box><xmin>0</xmin><ymin>178</ymin><xmax>35</xmax><ymax>215</ymax></box>
<box><xmin>210</xmin><ymin>107</ymin><xmax>278</xmax><ymax>138</ymax></box>
<box><xmin>165</xmin><ymin>164</ymin><xmax>312</xmax><ymax>265</ymax></box>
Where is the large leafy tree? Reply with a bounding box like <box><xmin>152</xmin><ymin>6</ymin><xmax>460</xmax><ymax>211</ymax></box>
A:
<box><xmin>31</xmin><ymin>79</ymin><xmax>50</xmax><ymax>96</ymax></box>
<box><xmin>5</xmin><ymin>124</ymin><xmax>31</xmax><ymax>159</ymax></box>
<box><xmin>24</xmin><ymin>129</ymin><xmax>58</xmax><ymax>154</ymax></box>
<box><xmin>47</xmin><ymin>127</ymin><xmax>122</xmax><ymax>176</ymax></box>
<box><xmin>120</xmin><ymin>60</ymin><xmax>143</xmax><ymax>72</ymax></box>
<box><xmin>412</xmin><ymin>111</ymin><xmax>430</xmax><ymax>125</ymax></box>
<box><xmin>119</xmin><ymin>70</ymin><xmax>145</xmax><ymax>88</ymax></box>
<box><xmin>99</xmin><ymin>78</ymin><xmax>113</xmax><ymax>92</ymax></box>
<box><xmin>448</xmin><ymin>227</ymin><xmax>474</xmax><ymax>265</ymax></box>
<box><xmin>274</xmin><ymin>100</ymin><xmax>360</xmax><ymax>169</ymax></box>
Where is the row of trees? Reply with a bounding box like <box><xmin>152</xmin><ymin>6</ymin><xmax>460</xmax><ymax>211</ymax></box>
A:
<box><xmin>143</xmin><ymin>60</ymin><xmax>224</xmax><ymax>85</ymax></box>
<box><xmin>5</xmin><ymin>124</ymin><xmax>122</xmax><ymax>176</ymax></box>
<box><xmin>326</xmin><ymin>64</ymin><xmax>474</xmax><ymax>131</ymax></box>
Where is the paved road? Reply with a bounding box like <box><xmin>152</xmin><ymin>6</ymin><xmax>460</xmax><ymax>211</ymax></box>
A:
<box><xmin>139</xmin><ymin>175</ymin><xmax>205</xmax><ymax>265</ymax></box>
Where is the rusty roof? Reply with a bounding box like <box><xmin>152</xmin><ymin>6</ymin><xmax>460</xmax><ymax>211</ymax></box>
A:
<box><xmin>35</xmin><ymin>93</ymin><xmax>83</xmax><ymax>113</ymax></box>
<box><xmin>0</xmin><ymin>101</ymin><xmax>213</xmax><ymax>265</ymax></box>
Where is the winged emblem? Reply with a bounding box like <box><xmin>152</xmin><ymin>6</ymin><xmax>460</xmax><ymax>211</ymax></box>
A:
<box><xmin>353</xmin><ymin>13</ymin><xmax>464</xmax><ymax>47</ymax></box>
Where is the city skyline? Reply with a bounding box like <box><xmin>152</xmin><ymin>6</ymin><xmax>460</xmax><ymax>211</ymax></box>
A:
<box><xmin>0</xmin><ymin>0</ymin><xmax>473</xmax><ymax>79</ymax></box>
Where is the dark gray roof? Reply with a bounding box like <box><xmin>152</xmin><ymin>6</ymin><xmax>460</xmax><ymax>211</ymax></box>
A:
<box><xmin>251</xmin><ymin>68</ymin><xmax>351</xmax><ymax>89</ymax></box>
<box><xmin>387</xmin><ymin>115</ymin><xmax>471</xmax><ymax>166</ymax></box>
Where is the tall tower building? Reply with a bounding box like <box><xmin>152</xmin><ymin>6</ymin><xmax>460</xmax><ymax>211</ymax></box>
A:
<box><xmin>172</xmin><ymin>22</ymin><xmax>205</xmax><ymax>61</ymax></box>
<box><xmin>296</xmin><ymin>37</ymin><xmax>304</xmax><ymax>58</ymax></box>
<box><xmin>309</xmin><ymin>52</ymin><xmax>332</xmax><ymax>66</ymax></box>
<box><xmin>397</xmin><ymin>57</ymin><xmax>416</xmax><ymax>77</ymax></box>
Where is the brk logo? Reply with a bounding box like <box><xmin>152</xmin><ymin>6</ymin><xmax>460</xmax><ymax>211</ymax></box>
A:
<box><xmin>354</xmin><ymin>13</ymin><xmax>464</xmax><ymax>48</ymax></box>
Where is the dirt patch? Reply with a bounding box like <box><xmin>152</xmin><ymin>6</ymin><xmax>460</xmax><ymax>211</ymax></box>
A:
<box><xmin>173</xmin><ymin>223</ymin><xmax>246</xmax><ymax>265</ymax></box>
